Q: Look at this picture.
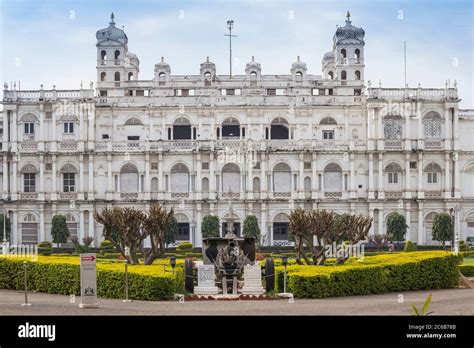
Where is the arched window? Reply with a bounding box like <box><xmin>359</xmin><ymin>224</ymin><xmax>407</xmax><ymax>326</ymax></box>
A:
<box><xmin>100</xmin><ymin>72</ymin><xmax>106</xmax><ymax>81</ymax></box>
<box><xmin>60</xmin><ymin>164</ymin><xmax>77</xmax><ymax>193</ymax></box>
<box><xmin>328</xmin><ymin>71</ymin><xmax>334</xmax><ymax>79</ymax></box>
<box><xmin>320</xmin><ymin>117</ymin><xmax>337</xmax><ymax>125</ymax></box>
<box><xmin>253</xmin><ymin>177</ymin><xmax>260</xmax><ymax>192</ymax></box>
<box><xmin>151</xmin><ymin>177</ymin><xmax>159</xmax><ymax>199</ymax></box>
<box><xmin>324</xmin><ymin>163</ymin><xmax>342</xmax><ymax>192</ymax></box>
<box><xmin>100</xmin><ymin>50</ymin><xmax>107</xmax><ymax>62</ymax></box>
<box><xmin>114</xmin><ymin>72</ymin><xmax>120</xmax><ymax>82</ymax></box>
<box><xmin>341</xmin><ymin>49</ymin><xmax>347</xmax><ymax>58</ymax></box>
<box><xmin>425</xmin><ymin>163</ymin><xmax>442</xmax><ymax>185</ymax></box>
<box><xmin>159</xmin><ymin>72</ymin><xmax>166</xmax><ymax>85</ymax></box>
<box><xmin>295</xmin><ymin>71</ymin><xmax>303</xmax><ymax>81</ymax></box>
<box><xmin>114</xmin><ymin>50</ymin><xmax>120</xmax><ymax>60</ymax></box>
<box><xmin>384</xmin><ymin>116</ymin><xmax>403</xmax><ymax>140</ymax></box>
<box><xmin>22</xmin><ymin>213</ymin><xmax>38</xmax><ymax>244</ymax></box>
<box><xmin>222</xmin><ymin>163</ymin><xmax>240</xmax><ymax>193</ymax></box>
<box><xmin>175</xmin><ymin>213</ymin><xmax>190</xmax><ymax>241</ymax></box>
<box><xmin>21</xmin><ymin>164</ymin><xmax>37</xmax><ymax>193</ymax></box>
<box><xmin>354</xmin><ymin>49</ymin><xmax>360</xmax><ymax>59</ymax></box>
<box><xmin>273</xmin><ymin>163</ymin><xmax>291</xmax><ymax>192</ymax></box>
<box><xmin>270</xmin><ymin>117</ymin><xmax>289</xmax><ymax>139</ymax></box>
<box><xmin>120</xmin><ymin>163</ymin><xmax>139</xmax><ymax>193</ymax></box>
<box><xmin>124</xmin><ymin>118</ymin><xmax>143</xmax><ymax>126</ymax></box>
<box><xmin>423</xmin><ymin>111</ymin><xmax>442</xmax><ymax>139</ymax></box>
<box><xmin>273</xmin><ymin>213</ymin><xmax>289</xmax><ymax>241</ymax></box>
<box><xmin>173</xmin><ymin>117</ymin><xmax>191</xmax><ymax>140</ymax></box>
<box><xmin>170</xmin><ymin>163</ymin><xmax>189</xmax><ymax>192</ymax></box>
<box><xmin>222</xmin><ymin>117</ymin><xmax>240</xmax><ymax>137</ymax></box>
<box><xmin>341</xmin><ymin>70</ymin><xmax>347</xmax><ymax>80</ymax></box>
<box><xmin>128</xmin><ymin>72</ymin><xmax>134</xmax><ymax>81</ymax></box>
<box><xmin>385</xmin><ymin>163</ymin><xmax>403</xmax><ymax>185</ymax></box>
<box><xmin>202</xmin><ymin>177</ymin><xmax>209</xmax><ymax>192</ymax></box>
<box><xmin>355</xmin><ymin>70</ymin><xmax>361</xmax><ymax>80</ymax></box>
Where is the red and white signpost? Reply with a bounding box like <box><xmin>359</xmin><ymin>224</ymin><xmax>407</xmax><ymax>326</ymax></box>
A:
<box><xmin>79</xmin><ymin>253</ymin><xmax>98</xmax><ymax>308</ymax></box>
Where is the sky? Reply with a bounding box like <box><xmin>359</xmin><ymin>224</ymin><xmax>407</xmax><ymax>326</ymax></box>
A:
<box><xmin>1</xmin><ymin>0</ymin><xmax>473</xmax><ymax>108</ymax></box>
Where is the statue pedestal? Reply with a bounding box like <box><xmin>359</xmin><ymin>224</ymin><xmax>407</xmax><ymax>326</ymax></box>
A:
<box><xmin>241</xmin><ymin>264</ymin><xmax>265</xmax><ymax>295</ymax></box>
<box><xmin>194</xmin><ymin>265</ymin><xmax>219</xmax><ymax>295</ymax></box>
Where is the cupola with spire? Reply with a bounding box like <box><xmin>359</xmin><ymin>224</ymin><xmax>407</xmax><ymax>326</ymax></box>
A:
<box><xmin>291</xmin><ymin>56</ymin><xmax>307</xmax><ymax>81</ymax></box>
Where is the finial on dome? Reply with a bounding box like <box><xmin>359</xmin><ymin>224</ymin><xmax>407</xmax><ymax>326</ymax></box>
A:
<box><xmin>346</xmin><ymin>11</ymin><xmax>351</xmax><ymax>21</ymax></box>
<box><xmin>161</xmin><ymin>56</ymin><xmax>164</xmax><ymax>63</ymax></box>
<box><xmin>252</xmin><ymin>56</ymin><xmax>255</xmax><ymax>62</ymax></box>
<box><xmin>110</xmin><ymin>12</ymin><xmax>115</xmax><ymax>23</ymax></box>
<box><xmin>206</xmin><ymin>56</ymin><xmax>209</xmax><ymax>63</ymax></box>
<box><xmin>297</xmin><ymin>56</ymin><xmax>300</xmax><ymax>62</ymax></box>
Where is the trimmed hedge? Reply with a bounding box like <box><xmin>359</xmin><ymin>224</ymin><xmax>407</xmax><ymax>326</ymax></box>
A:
<box><xmin>460</xmin><ymin>264</ymin><xmax>474</xmax><ymax>277</ymax></box>
<box><xmin>274</xmin><ymin>252</ymin><xmax>462</xmax><ymax>298</ymax></box>
<box><xmin>0</xmin><ymin>256</ymin><xmax>183</xmax><ymax>301</ymax></box>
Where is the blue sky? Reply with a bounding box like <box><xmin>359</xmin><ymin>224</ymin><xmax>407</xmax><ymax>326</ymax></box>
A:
<box><xmin>1</xmin><ymin>0</ymin><xmax>473</xmax><ymax>107</ymax></box>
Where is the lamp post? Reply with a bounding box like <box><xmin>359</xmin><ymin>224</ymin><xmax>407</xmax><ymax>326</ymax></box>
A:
<box><xmin>170</xmin><ymin>256</ymin><xmax>176</xmax><ymax>275</ymax></box>
<box><xmin>282</xmin><ymin>255</ymin><xmax>288</xmax><ymax>294</ymax></box>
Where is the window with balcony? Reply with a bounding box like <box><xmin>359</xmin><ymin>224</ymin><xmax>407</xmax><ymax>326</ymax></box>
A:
<box><xmin>388</xmin><ymin>172</ymin><xmax>399</xmax><ymax>184</ymax></box>
<box><xmin>63</xmin><ymin>122</ymin><xmax>74</xmax><ymax>134</ymax></box>
<box><xmin>322</xmin><ymin>130</ymin><xmax>334</xmax><ymax>140</ymax></box>
<box><xmin>63</xmin><ymin>173</ymin><xmax>76</xmax><ymax>192</ymax></box>
<box><xmin>24</xmin><ymin>173</ymin><xmax>36</xmax><ymax>192</ymax></box>
<box><xmin>24</xmin><ymin>122</ymin><xmax>35</xmax><ymax>134</ymax></box>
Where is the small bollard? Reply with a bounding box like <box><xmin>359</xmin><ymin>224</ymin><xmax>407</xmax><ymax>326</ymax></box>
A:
<box><xmin>282</xmin><ymin>256</ymin><xmax>288</xmax><ymax>294</ymax></box>
<box><xmin>21</xmin><ymin>261</ymin><xmax>31</xmax><ymax>307</ymax></box>
<box><xmin>123</xmin><ymin>259</ymin><xmax>132</xmax><ymax>302</ymax></box>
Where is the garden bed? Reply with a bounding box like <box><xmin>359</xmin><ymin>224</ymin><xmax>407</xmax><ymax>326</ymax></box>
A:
<box><xmin>0</xmin><ymin>256</ymin><xmax>183</xmax><ymax>301</ymax></box>
<box><xmin>272</xmin><ymin>251</ymin><xmax>462</xmax><ymax>298</ymax></box>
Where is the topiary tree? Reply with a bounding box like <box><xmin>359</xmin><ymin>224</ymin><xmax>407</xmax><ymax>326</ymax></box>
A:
<box><xmin>164</xmin><ymin>216</ymin><xmax>178</xmax><ymax>247</ymax></box>
<box><xmin>386</xmin><ymin>212</ymin><xmax>408</xmax><ymax>245</ymax></box>
<box><xmin>0</xmin><ymin>214</ymin><xmax>11</xmax><ymax>243</ymax></box>
<box><xmin>201</xmin><ymin>215</ymin><xmax>220</xmax><ymax>238</ymax></box>
<box><xmin>404</xmin><ymin>240</ymin><xmax>417</xmax><ymax>252</ymax></box>
<box><xmin>242</xmin><ymin>215</ymin><xmax>260</xmax><ymax>239</ymax></box>
<box><xmin>432</xmin><ymin>212</ymin><xmax>453</xmax><ymax>251</ymax></box>
<box><xmin>51</xmin><ymin>214</ymin><xmax>70</xmax><ymax>247</ymax></box>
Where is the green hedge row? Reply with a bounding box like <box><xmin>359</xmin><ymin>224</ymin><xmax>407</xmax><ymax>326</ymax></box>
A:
<box><xmin>0</xmin><ymin>257</ymin><xmax>182</xmax><ymax>301</ymax></box>
<box><xmin>274</xmin><ymin>252</ymin><xmax>462</xmax><ymax>298</ymax></box>
<box><xmin>460</xmin><ymin>264</ymin><xmax>474</xmax><ymax>277</ymax></box>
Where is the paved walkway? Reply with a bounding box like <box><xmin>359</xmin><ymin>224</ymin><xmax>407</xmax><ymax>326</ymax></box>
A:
<box><xmin>0</xmin><ymin>288</ymin><xmax>473</xmax><ymax>315</ymax></box>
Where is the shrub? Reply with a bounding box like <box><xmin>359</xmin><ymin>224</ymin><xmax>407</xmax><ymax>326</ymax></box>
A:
<box><xmin>403</xmin><ymin>240</ymin><xmax>417</xmax><ymax>252</ymax></box>
<box><xmin>176</xmin><ymin>242</ymin><xmax>193</xmax><ymax>254</ymax></box>
<box><xmin>242</xmin><ymin>215</ymin><xmax>260</xmax><ymax>239</ymax></box>
<box><xmin>38</xmin><ymin>241</ymin><xmax>53</xmax><ymax>256</ymax></box>
<box><xmin>99</xmin><ymin>240</ymin><xmax>116</xmax><ymax>254</ymax></box>
<box><xmin>432</xmin><ymin>213</ymin><xmax>453</xmax><ymax>250</ymax></box>
<box><xmin>0</xmin><ymin>256</ymin><xmax>182</xmax><ymax>301</ymax></box>
<box><xmin>51</xmin><ymin>215</ymin><xmax>70</xmax><ymax>244</ymax></box>
<box><xmin>459</xmin><ymin>240</ymin><xmax>469</xmax><ymax>252</ymax></box>
<box><xmin>273</xmin><ymin>252</ymin><xmax>461</xmax><ymax>298</ymax></box>
<box><xmin>459</xmin><ymin>264</ymin><xmax>474</xmax><ymax>277</ymax></box>
<box><xmin>201</xmin><ymin>215</ymin><xmax>220</xmax><ymax>238</ymax></box>
<box><xmin>386</xmin><ymin>212</ymin><xmax>408</xmax><ymax>243</ymax></box>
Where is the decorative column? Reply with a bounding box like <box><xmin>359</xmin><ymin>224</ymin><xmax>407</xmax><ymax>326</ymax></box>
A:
<box><xmin>196</xmin><ymin>205</ymin><xmax>202</xmax><ymax>247</ymax></box>
<box><xmin>39</xmin><ymin>155</ymin><xmax>44</xmax><ymax>200</ymax></box>
<box><xmin>453</xmin><ymin>108</ymin><xmax>459</xmax><ymax>150</ymax></box>
<box><xmin>417</xmin><ymin>202</ymin><xmax>424</xmax><ymax>245</ymax></box>
<box><xmin>2</xmin><ymin>156</ymin><xmax>8</xmax><ymax>194</ymax></box>
<box><xmin>88</xmin><ymin>210</ymin><xmax>94</xmax><ymax>242</ymax></box>
<box><xmin>79</xmin><ymin>209</ymin><xmax>84</xmax><ymax>242</ymax></box>
<box><xmin>79</xmin><ymin>155</ymin><xmax>84</xmax><ymax>199</ymax></box>
<box><xmin>87</xmin><ymin>103</ymin><xmax>95</xmax><ymax>149</ymax></box>
<box><xmin>417</xmin><ymin>102</ymin><xmax>423</xmax><ymax>149</ymax></box>
<box><xmin>368</xmin><ymin>153</ymin><xmax>374</xmax><ymax>199</ymax></box>
<box><xmin>367</xmin><ymin>106</ymin><xmax>374</xmax><ymax>150</ymax></box>
<box><xmin>51</xmin><ymin>106</ymin><xmax>57</xmax><ymax>152</ymax></box>
<box><xmin>417</xmin><ymin>152</ymin><xmax>424</xmax><ymax>199</ymax></box>
<box><xmin>349</xmin><ymin>153</ymin><xmax>355</xmax><ymax>198</ymax></box>
<box><xmin>299</xmin><ymin>153</ymin><xmax>304</xmax><ymax>198</ymax></box>
<box><xmin>39</xmin><ymin>205</ymin><xmax>45</xmax><ymax>242</ymax></box>
<box><xmin>368</xmin><ymin>208</ymin><xmax>375</xmax><ymax>235</ymax></box>
<box><xmin>454</xmin><ymin>152</ymin><xmax>460</xmax><ymax>198</ymax></box>
<box><xmin>88</xmin><ymin>154</ymin><xmax>94</xmax><ymax>200</ymax></box>
<box><xmin>378</xmin><ymin>153</ymin><xmax>384</xmax><ymax>199</ymax></box>
<box><xmin>444</xmin><ymin>106</ymin><xmax>451</xmax><ymax>150</ymax></box>
<box><xmin>247</xmin><ymin>152</ymin><xmax>253</xmax><ymax>199</ymax></box>
<box><xmin>209</xmin><ymin>153</ymin><xmax>215</xmax><ymax>196</ymax></box>
<box><xmin>107</xmin><ymin>154</ymin><xmax>113</xmax><ymax>195</ymax></box>
<box><xmin>12</xmin><ymin>160</ymin><xmax>17</xmax><ymax>200</ymax></box>
<box><xmin>405</xmin><ymin>201</ymin><xmax>411</xmax><ymax>241</ymax></box>
<box><xmin>12</xmin><ymin>211</ymin><xmax>18</xmax><ymax>245</ymax></box>
<box><xmin>405</xmin><ymin>155</ymin><xmax>411</xmax><ymax>199</ymax></box>
<box><xmin>11</xmin><ymin>109</ymin><xmax>18</xmax><ymax>152</ymax></box>
<box><xmin>39</xmin><ymin>104</ymin><xmax>44</xmax><ymax>151</ymax></box>
<box><xmin>260</xmin><ymin>153</ymin><xmax>267</xmax><ymax>194</ymax></box>
<box><xmin>51</xmin><ymin>155</ymin><xmax>57</xmax><ymax>200</ymax></box>
<box><xmin>444</xmin><ymin>153</ymin><xmax>451</xmax><ymax>198</ymax></box>
<box><xmin>261</xmin><ymin>203</ymin><xmax>267</xmax><ymax>246</ymax></box>
<box><xmin>145</xmin><ymin>154</ymin><xmax>150</xmax><ymax>199</ymax></box>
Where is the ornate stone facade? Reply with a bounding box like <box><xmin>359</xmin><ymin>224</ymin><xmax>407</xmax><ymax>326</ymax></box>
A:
<box><xmin>1</xmin><ymin>13</ymin><xmax>474</xmax><ymax>247</ymax></box>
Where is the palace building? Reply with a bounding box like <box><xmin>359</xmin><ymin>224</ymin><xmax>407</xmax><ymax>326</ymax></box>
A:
<box><xmin>1</xmin><ymin>13</ymin><xmax>474</xmax><ymax>247</ymax></box>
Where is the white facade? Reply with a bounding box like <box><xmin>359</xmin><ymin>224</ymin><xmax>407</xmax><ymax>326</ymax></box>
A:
<box><xmin>2</xmin><ymin>13</ymin><xmax>474</xmax><ymax>247</ymax></box>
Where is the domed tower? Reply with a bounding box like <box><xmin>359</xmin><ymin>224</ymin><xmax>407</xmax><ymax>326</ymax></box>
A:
<box><xmin>154</xmin><ymin>57</ymin><xmax>171</xmax><ymax>86</ymax></box>
<box><xmin>96</xmin><ymin>13</ymin><xmax>139</xmax><ymax>89</ymax></box>
<box><xmin>200</xmin><ymin>56</ymin><xmax>216</xmax><ymax>86</ymax></box>
<box><xmin>327</xmin><ymin>11</ymin><xmax>365</xmax><ymax>84</ymax></box>
<box><xmin>290</xmin><ymin>56</ymin><xmax>307</xmax><ymax>82</ymax></box>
